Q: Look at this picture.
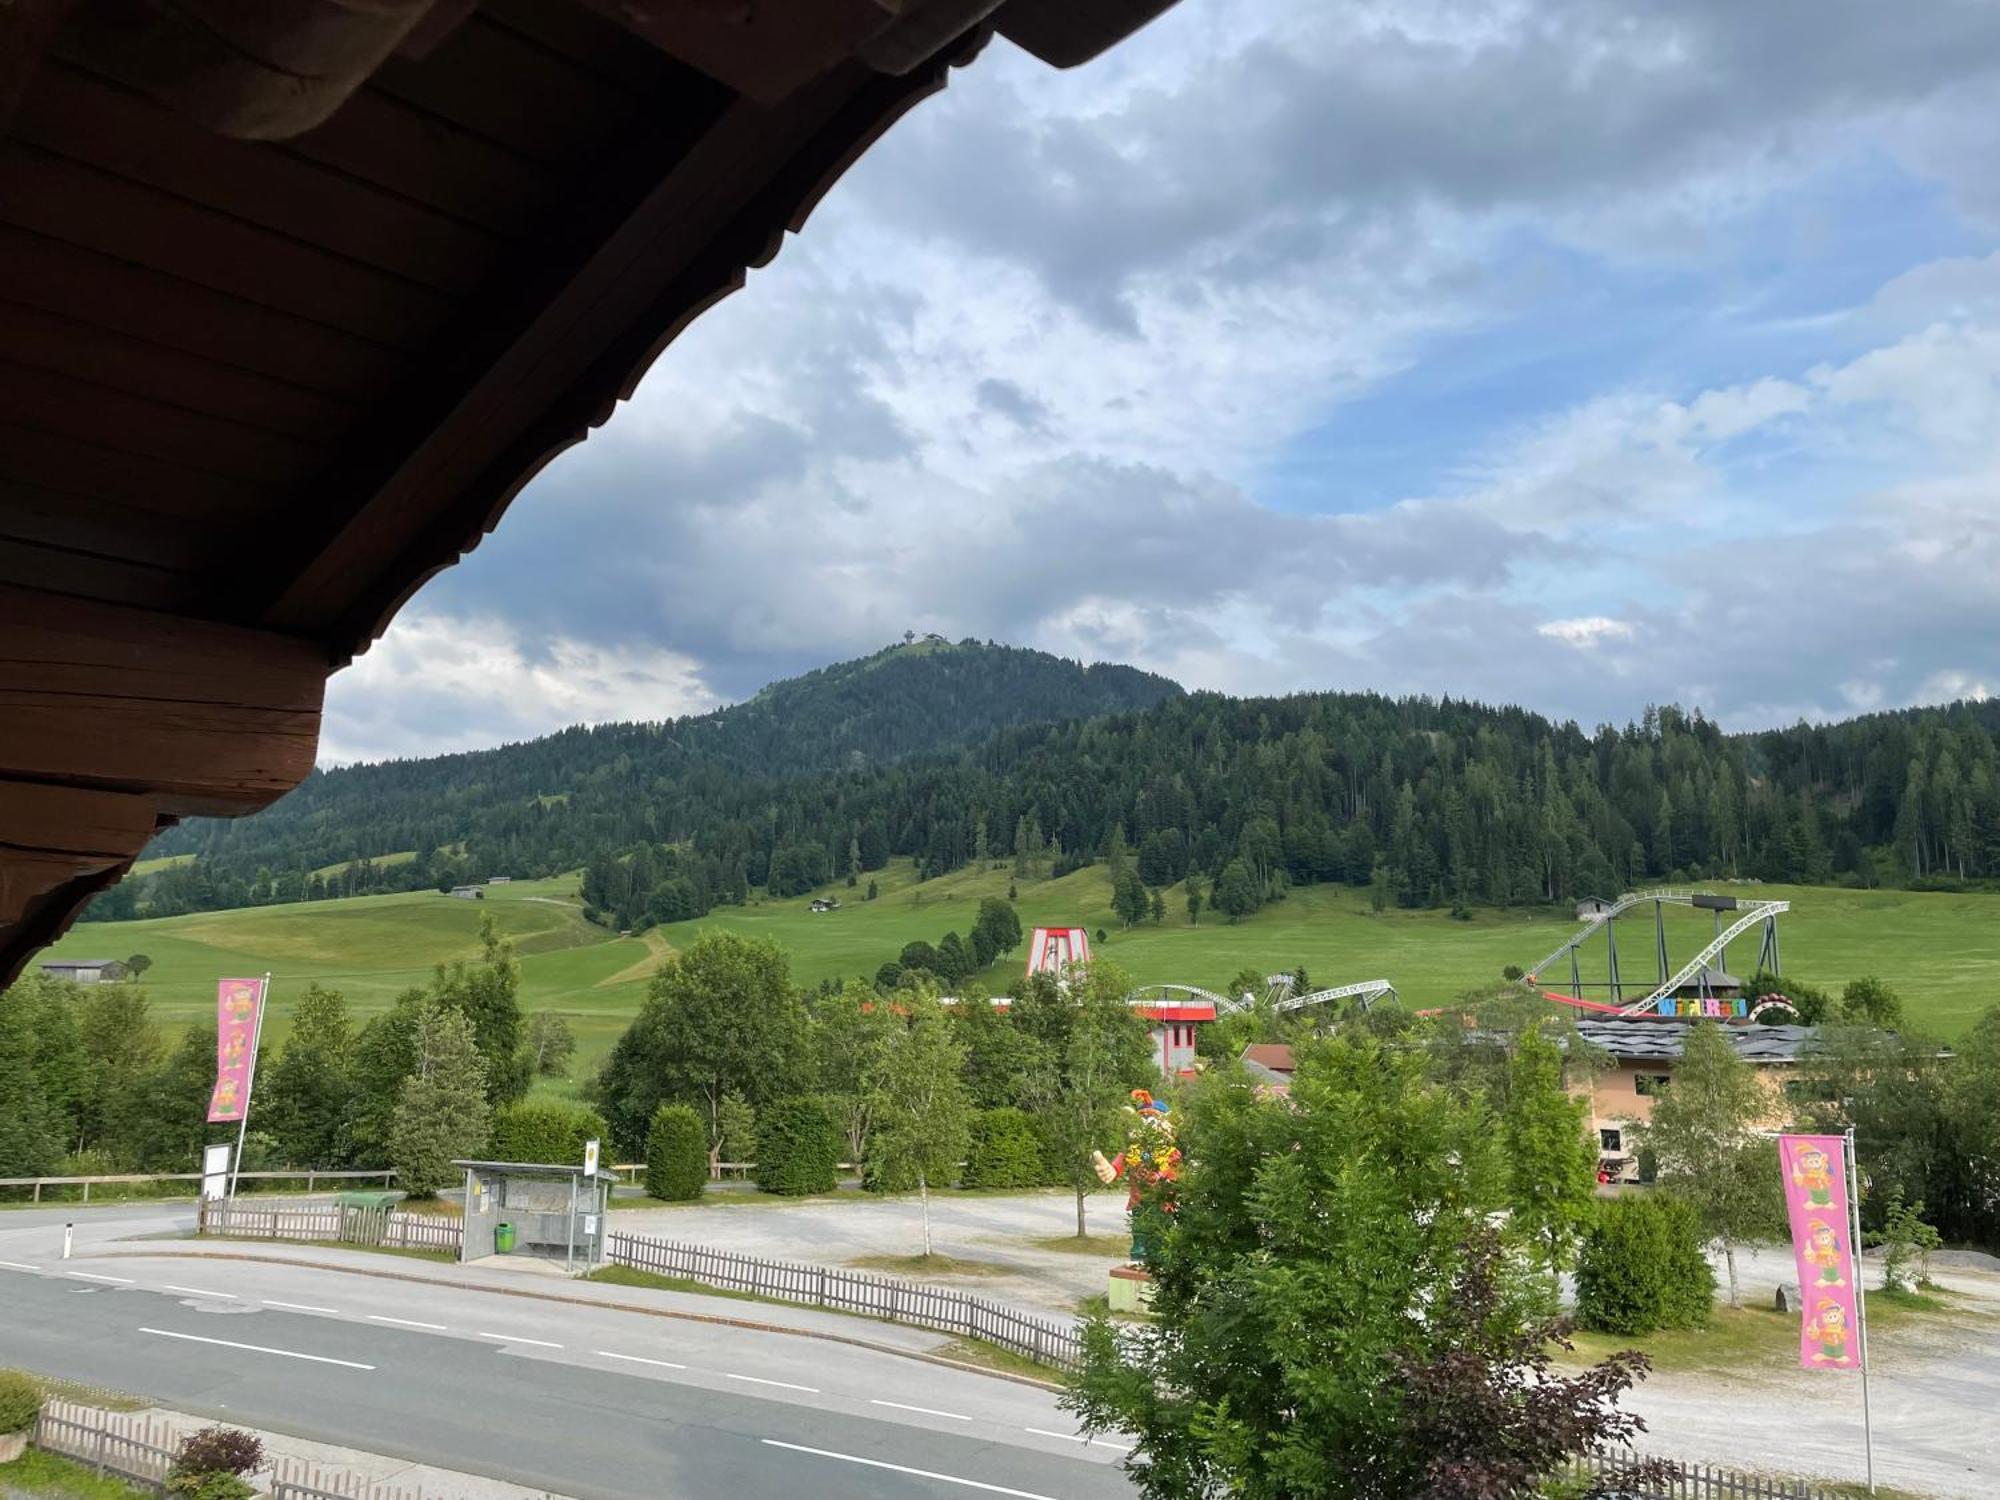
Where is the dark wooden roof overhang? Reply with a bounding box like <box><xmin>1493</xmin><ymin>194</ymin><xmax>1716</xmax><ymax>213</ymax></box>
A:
<box><xmin>0</xmin><ymin>0</ymin><xmax>1178</xmax><ymax>985</ymax></box>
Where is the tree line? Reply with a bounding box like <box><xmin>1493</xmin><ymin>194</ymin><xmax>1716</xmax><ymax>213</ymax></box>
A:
<box><xmin>91</xmin><ymin>668</ymin><xmax>2000</xmax><ymax>931</ymax></box>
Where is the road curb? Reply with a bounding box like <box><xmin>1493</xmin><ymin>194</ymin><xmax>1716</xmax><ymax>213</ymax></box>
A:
<box><xmin>90</xmin><ymin>1247</ymin><xmax>1066</xmax><ymax>1393</ymax></box>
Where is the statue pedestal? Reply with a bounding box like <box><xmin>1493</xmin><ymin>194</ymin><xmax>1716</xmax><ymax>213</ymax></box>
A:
<box><xmin>1107</xmin><ymin>1264</ymin><xmax>1156</xmax><ymax>1314</ymax></box>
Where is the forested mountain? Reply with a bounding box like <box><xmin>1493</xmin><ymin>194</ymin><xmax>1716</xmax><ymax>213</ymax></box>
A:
<box><xmin>101</xmin><ymin>637</ymin><xmax>2000</xmax><ymax>929</ymax></box>
<box><xmin>112</xmin><ymin>639</ymin><xmax>1180</xmax><ymax>917</ymax></box>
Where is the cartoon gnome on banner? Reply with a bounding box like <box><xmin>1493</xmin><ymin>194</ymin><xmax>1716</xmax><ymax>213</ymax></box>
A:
<box><xmin>1091</xmin><ymin>1089</ymin><xmax>1182</xmax><ymax>1266</ymax></box>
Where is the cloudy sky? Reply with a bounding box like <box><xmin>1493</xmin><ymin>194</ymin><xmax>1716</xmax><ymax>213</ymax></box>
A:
<box><xmin>324</xmin><ymin>0</ymin><xmax>2000</xmax><ymax>763</ymax></box>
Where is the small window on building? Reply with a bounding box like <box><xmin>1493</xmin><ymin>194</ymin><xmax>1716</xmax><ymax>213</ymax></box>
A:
<box><xmin>1634</xmin><ymin>1074</ymin><xmax>1672</xmax><ymax>1097</ymax></box>
<box><xmin>1599</xmin><ymin>1128</ymin><xmax>1622</xmax><ymax>1152</ymax></box>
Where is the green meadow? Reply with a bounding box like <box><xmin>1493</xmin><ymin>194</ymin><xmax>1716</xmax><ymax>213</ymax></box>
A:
<box><xmin>41</xmin><ymin>864</ymin><xmax>2000</xmax><ymax>1078</ymax></box>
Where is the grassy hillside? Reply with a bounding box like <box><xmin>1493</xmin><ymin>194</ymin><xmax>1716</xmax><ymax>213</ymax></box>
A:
<box><xmin>45</xmin><ymin>866</ymin><xmax>2000</xmax><ymax>1081</ymax></box>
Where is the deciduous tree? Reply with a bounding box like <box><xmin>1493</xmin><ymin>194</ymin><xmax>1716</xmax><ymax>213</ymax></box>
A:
<box><xmin>1016</xmin><ymin>965</ymin><xmax>1152</xmax><ymax>1237</ymax></box>
<box><xmin>1500</xmin><ymin>1028</ymin><xmax>1597</xmax><ymax>1289</ymax></box>
<box><xmin>1640</xmin><ymin>1021</ymin><xmax>1779</xmax><ymax>1306</ymax></box>
<box><xmin>1066</xmin><ymin>1037</ymin><xmax>1655</xmax><ymax>1499</ymax></box>
<box><xmin>867</xmin><ymin>990</ymin><xmax>971</xmax><ymax>1256</ymax></box>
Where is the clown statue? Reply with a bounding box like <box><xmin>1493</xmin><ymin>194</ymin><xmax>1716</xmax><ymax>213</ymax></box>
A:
<box><xmin>1091</xmin><ymin>1090</ymin><xmax>1182</xmax><ymax>1266</ymax></box>
<box><xmin>1790</xmin><ymin>1143</ymin><xmax>1836</xmax><ymax>1208</ymax></box>
<box><xmin>1804</xmin><ymin>1298</ymin><xmax>1855</xmax><ymax>1365</ymax></box>
<box><xmin>1803</xmin><ymin>1220</ymin><xmax>1847</xmax><ymax>1287</ymax></box>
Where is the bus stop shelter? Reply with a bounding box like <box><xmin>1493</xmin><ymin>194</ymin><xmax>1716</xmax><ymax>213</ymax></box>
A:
<box><xmin>455</xmin><ymin>1160</ymin><xmax>616</xmax><ymax>1274</ymax></box>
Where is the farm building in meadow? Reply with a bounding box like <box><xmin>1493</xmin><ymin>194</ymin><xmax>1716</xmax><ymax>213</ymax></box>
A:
<box><xmin>38</xmin><ymin>958</ymin><xmax>125</xmax><ymax>984</ymax></box>
<box><xmin>449</xmin><ymin>886</ymin><xmax>485</xmax><ymax>901</ymax></box>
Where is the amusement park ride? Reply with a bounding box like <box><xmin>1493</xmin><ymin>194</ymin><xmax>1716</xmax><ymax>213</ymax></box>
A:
<box><xmin>1021</xmin><ymin>927</ymin><xmax>1396</xmax><ymax>1076</ymax></box>
<box><xmin>1519</xmin><ymin>888</ymin><xmax>1791</xmax><ymax>1019</ymax></box>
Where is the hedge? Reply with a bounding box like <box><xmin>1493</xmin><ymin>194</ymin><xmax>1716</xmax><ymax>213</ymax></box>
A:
<box><xmin>645</xmin><ymin>1103</ymin><xmax>708</xmax><ymax>1201</ymax></box>
<box><xmin>756</xmin><ymin>1096</ymin><xmax>842</xmax><ymax>1196</ymax></box>
<box><xmin>488</xmin><ymin>1099</ymin><xmax>609</xmax><ymax>1168</ymax></box>
<box><xmin>0</xmin><ymin>1370</ymin><xmax>41</xmax><ymax>1434</ymax></box>
<box><xmin>960</xmin><ymin>1107</ymin><xmax>1047</xmax><ymax>1189</ymax></box>
<box><xmin>1574</xmin><ymin>1192</ymin><xmax>1715</xmax><ymax>1335</ymax></box>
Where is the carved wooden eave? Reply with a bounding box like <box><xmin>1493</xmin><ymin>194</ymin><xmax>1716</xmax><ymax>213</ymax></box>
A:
<box><xmin>0</xmin><ymin>0</ymin><xmax>1180</xmax><ymax>986</ymax></box>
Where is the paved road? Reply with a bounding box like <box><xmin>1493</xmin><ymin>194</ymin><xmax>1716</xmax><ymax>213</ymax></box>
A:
<box><xmin>0</xmin><ymin>1234</ymin><xmax>1135</xmax><ymax>1500</ymax></box>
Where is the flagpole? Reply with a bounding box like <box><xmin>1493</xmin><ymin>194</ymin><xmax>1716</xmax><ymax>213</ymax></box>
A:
<box><xmin>227</xmin><ymin>974</ymin><xmax>272</xmax><ymax>1200</ymax></box>
<box><xmin>1846</xmin><ymin>1126</ymin><xmax>1875</xmax><ymax>1494</ymax></box>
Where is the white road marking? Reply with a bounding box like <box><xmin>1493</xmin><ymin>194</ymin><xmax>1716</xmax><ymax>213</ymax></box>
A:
<box><xmin>367</xmin><ymin>1315</ymin><xmax>446</xmax><ymax>1330</ymax></box>
<box><xmin>0</xmin><ymin>1260</ymin><xmax>40</xmax><ymax>1271</ymax></box>
<box><xmin>165</xmin><ymin>1285</ymin><xmax>237</xmax><ymax>1300</ymax></box>
<box><xmin>475</xmin><ymin>1332</ymin><xmax>562</xmax><ymax>1348</ymax></box>
<box><xmin>68</xmin><ymin>1272</ymin><xmax>133</xmax><ymax>1284</ymax></box>
<box><xmin>140</xmin><ymin>1327</ymin><xmax>374</xmax><ymax>1370</ymax></box>
<box><xmin>594</xmin><ymin>1350</ymin><xmax>687</xmax><ymax>1370</ymax></box>
<box><xmin>725</xmin><ymin>1373</ymin><xmax>818</xmax><ymax>1393</ymax></box>
<box><xmin>870</xmin><ymin>1399</ymin><xmax>972</xmax><ymax>1422</ymax></box>
<box><xmin>761</xmin><ymin>1440</ymin><xmax>1061</xmax><ymax>1500</ymax></box>
<box><xmin>262</xmin><ymin>1300</ymin><xmax>338</xmax><ymax>1315</ymax></box>
<box><xmin>1024</xmin><ymin>1427</ymin><xmax>1133</xmax><ymax>1453</ymax></box>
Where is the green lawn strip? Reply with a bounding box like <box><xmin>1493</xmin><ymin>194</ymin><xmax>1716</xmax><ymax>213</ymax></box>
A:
<box><xmin>1029</xmin><ymin>1233</ymin><xmax>1130</xmax><ymax>1256</ymax></box>
<box><xmin>1560</xmin><ymin>1304</ymin><xmax>1797</xmax><ymax>1377</ymax></box>
<box><xmin>0</xmin><ymin>1448</ymin><xmax>153</xmax><ymax>1499</ymax></box>
<box><xmin>845</xmin><ymin>1253</ymin><xmax>1011</xmax><ymax>1278</ymax></box>
<box><xmin>933</xmin><ymin>1337</ymin><xmax>1066</xmax><ymax>1384</ymax></box>
<box><xmin>581</xmin><ymin>1263</ymin><xmax>761</xmax><ymax>1305</ymax></box>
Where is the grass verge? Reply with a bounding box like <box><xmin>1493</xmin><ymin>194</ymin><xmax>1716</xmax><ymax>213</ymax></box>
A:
<box><xmin>847</xmin><ymin>1253</ymin><xmax>1011</xmax><ymax>1278</ymax></box>
<box><xmin>583</xmin><ymin>1264</ymin><xmax>761</xmax><ymax>1305</ymax></box>
<box><xmin>0</xmin><ymin>1448</ymin><xmax>152</xmax><ymax>1498</ymax></box>
<box><xmin>1560</xmin><ymin>1304</ymin><xmax>1795</xmax><ymax>1377</ymax></box>
<box><xmin>1029</xmin><ymin>1233</ymin><xmax>1129</xmax><ymax>1257</ymax></box>
<box><xmin>0</xmin><ymin>1372</ymin><xmax>145</xmax><ymax>1414</ymax></box>
<box><xmin>936</xmin><ymin>1337</ymin><xmax>1068</xmax><ymax>1384</ymax></box>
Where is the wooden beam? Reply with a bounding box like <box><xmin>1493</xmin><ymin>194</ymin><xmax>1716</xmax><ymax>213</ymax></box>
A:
<box><xmin>572</xmin><ymin>0</ymin><xmax>893</xmax><ymax>105</ymax></box>
<box><xmin>261</xmin><ymin>38</ymin><xmax>985</xmax><ymax>658</ymax></box>
<box><xmin>0</xmin><ymin>782</ymin><xmax>160</xmax><ymax>989</ymax></box>
<box><xmin>0</xmin><ymin>583</ymin><xmax>326</xmax><ymax>815</ymax></box>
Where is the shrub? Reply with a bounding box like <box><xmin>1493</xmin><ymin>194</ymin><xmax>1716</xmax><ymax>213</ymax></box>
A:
<box><xmin>756</xmin><ymin>1097</ymin><xmax>842</xmax><ymax>1196</ymax></box>
<box><xmin>1574</xmin><ymin>1193</ymin><xmax>1714</xmax><ymax>1336</ymax></box>
<box><xmin>171</xmin><ymin>1426</ymin><xmax>263</xmax><ymax>1477</ymax></box>
<box><xmin>644</xmin><ymin>1103</ymin><xmax>707</xmax><ymax>1201</ymax></box>
<box><xmin>488</xmin><ymin>1099</ymin><xmax>608</xmax><ymax>1167</ymax></box>
<box><xmin>862</xmin><ymin>1148</ymin><xmax>917</xmax><ymax>1194</ymax></box>
<box><xmin>166</xmin><ymin>1474</ymin><xmax>258</xmax><ymax>1500</ymax></box>
<box><xmin>960</xmin><ymin>1107</ymin><xmax>1046</xmax><ymax>1189</ymax></box>
<box><xmin>0</xmin><ymin>1371</ymin><xmax>42</xmax><ymax>1434</ymax></box>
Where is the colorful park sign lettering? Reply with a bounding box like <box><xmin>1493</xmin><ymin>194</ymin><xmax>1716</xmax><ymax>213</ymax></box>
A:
<box><xmin>205</xmin><ymin>977</ymin><xmax>265</xmax><ymax>1123</ymax></box>
<box><xmin>1779</xmin><ymin>1133</ymin><xmax>1863</xmax><ymax>1371</ymax></box>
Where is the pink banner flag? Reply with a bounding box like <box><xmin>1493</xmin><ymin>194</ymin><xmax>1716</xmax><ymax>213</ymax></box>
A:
<box><xmin>1779</xmin><ymin>1133</ymin><xmax>1863</xmax><ymax>1371</ymax></box>
<box><xmin>206</xmin><ymin>978</ymin><xmax>265</xmax><ymax>1123</ymax></box>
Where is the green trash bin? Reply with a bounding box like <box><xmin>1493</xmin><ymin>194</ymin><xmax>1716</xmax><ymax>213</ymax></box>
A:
<box><xmin>335</xmin><ymin>1191</ymin><xmax>398</xmax><ymax>1211</ymax></box>
<box><xmin>494</xmin><ymin>1221</ymin><xmax>516</xmax><ymax>1254</ymax></box>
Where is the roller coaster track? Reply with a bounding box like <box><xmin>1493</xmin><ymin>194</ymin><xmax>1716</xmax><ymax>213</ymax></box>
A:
<box><xmin>1126</xmin><ymin>978</ymin><xmax>1399</xmax><ymax>1016</ymax></box>
<box><xmin>1271</xmin><ymin>977</ymin><xmax>1399</xmax><ymax>1014</ymax></box>
<box><xmin>1523</xmin><ymin>888</ymin><xmax>1788</xmax><ymax>1017</ymax></box>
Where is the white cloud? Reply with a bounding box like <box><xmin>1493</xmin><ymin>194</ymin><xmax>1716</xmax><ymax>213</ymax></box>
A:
<box><xmin>1537</xmin><ymin>616</ymin><xmax>1636</xmax><ymax>649</ymax></box>
<box><xmin>323</xmin><ymin>613</ymin><xmax>720</xmax><ymax>765</ymax></box>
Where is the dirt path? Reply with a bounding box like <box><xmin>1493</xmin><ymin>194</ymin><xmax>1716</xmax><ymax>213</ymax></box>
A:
<box><xmin>596</xmin><ymin>928</ymin><xmax>674</xmax><ymax>988</ymax></box>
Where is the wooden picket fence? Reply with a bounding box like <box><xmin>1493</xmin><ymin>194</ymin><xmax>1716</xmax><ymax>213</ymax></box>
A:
<box><xmin>199</xmin><ymin>1199</ymin><xmax>464</xmax><ymax>1255</ymax></box>
<box><xmin>30</xmin><ymin>1400</ymin><xmax>464</xmax><ymax>1500</ymax></box>
<box><xmin>1567</xmin><ymin>1449</ymin><xmax>1847</xmax><ymax>1499</ymax></box>
<box><xmin>32</xmin><ymin>1399</ymin><xmax>178</xmax><ymax>1491</ymax></box>
<box><xmin>605</xmin><ymin>1230</ymin><xmax>1084</xmax><ymax>1370</ymax></box>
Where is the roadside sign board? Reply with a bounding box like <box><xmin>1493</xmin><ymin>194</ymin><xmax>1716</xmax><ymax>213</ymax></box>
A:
<box><xmin>583</xmin><ymin>1138</ymin><xmax>599</xmax><ymax>1177</ymax></box>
